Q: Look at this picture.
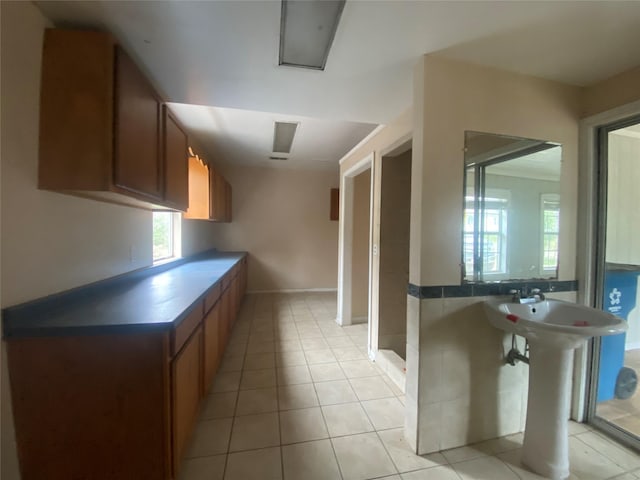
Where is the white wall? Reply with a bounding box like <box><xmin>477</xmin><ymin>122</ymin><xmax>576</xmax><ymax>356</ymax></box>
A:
<box><xmin>208</xmin><ymin>165</ymin><xmax>339</xmax><ymax>292</ymax></box>
<box><xmin>605</xmin><ymin>132</ymin><xmax>640</xmax><ymax>349</ymax></box>
<box><xmin>606</xmin><ymin>132</ymin><xmax>640</xmax><ymax>266</ymax></box>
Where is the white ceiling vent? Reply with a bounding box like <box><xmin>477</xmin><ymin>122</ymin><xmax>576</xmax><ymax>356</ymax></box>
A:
<box><xmin>273</xmin><ymin>121</ymin><xmax>298</xmax><ymax>154</ymax></box>
<box><xmin>279</xmin><ymin>0</ymin><xmax>346</xmax><ymax>70</ymax></box>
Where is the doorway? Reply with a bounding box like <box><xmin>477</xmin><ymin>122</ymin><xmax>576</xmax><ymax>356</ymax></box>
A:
<box><xmin>351</xmin><ymin>169</ymin><xmax>372</xmax><ymax>325</ymax></box>
<box><xmin>588</xmin><ymin>115</ymin><xmax>640</xmax><ymax>450</ymax></box>
<box><xmin>336</xmin><ymin>153</ymin><xmax>374</xmax><ymax>351</ymax></box>
<box><xmin>377</xmin><ymin>149</ymin><xmax>412</xmax><ymax>359</ymax></box>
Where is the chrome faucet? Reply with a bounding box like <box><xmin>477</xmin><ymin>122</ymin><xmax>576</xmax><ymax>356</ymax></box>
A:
<box><xmin>510</xmin><ymin>288</ymin><xmax>545</xmax><ymax>304</ymax></box>
<box><xmin>529</xmin><ymin>288</ymin><xmax>545</xmax><ymax>301</ymax></box>
<box><xmin>509</xmin><ymin>289</ymin><xmax>522</xmax><ymax>303</ymax></box>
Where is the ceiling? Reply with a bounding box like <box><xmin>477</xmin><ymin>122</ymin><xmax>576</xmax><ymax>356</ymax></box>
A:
<box><xmin>168</xmin><ymin>104</ymin><xmax>377</xmax><ymax>169</ymax></box>
<box><xmin>36</xmin><ymin>1</ymin><xmax>640</xmax><ymax>170</ymax></box>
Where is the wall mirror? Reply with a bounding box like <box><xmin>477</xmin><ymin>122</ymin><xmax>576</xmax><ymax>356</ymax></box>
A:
<box><xmin>463</xmin><ymin>131</ymin><xmax>562</xmax><ymax>283</ymax></box>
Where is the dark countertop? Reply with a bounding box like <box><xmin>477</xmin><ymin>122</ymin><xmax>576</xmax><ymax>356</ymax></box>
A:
<box><xmin>2</xmin><ymin>251</ymin><xmax>246</xmax><ymax>338</ymax></box>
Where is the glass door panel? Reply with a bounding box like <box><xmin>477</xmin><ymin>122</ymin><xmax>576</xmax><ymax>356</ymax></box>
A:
<box><xmin>592</xmin><ymin>117</ymin><xmax>640</xmax><ymax>446</ymax></box>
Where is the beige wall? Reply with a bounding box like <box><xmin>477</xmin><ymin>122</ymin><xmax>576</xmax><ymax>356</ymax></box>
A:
<box><xmin>379</xmin><ymin>150</ymin><xmax>411</xmax><ymax>358</ymax></box>
<box><xmin>339</xmin><ymin>109</ymin><xmax>412</xmax><ymax>338</ymax></box>
<box><xmin>408</xmin><ymin>55</ymin><xmax>583</xmax><ymax>454</ymax></box>
<box><xmin>340</xmin><ymin>110</ymin><xmax>412</xmax><ymax>175</ymax></box>
<box><xmin>412</xmin><ymin>55</ymin><xmax>581</xmax><ymax>287</ymax></box>
<box><xmin>351</xmin><ymin>169</ymin><xmax>371</xmax><ymax>319</ymax></box>
<box><xmin>0</xmin><ymin>3</ymin><xmax>217</xmax><ymax>308</ymax></box>
<box><xmin>582</xmin><ymin>66</ymin><xmax>640</xmax><ymax>118</ymax></box>
<box><xmin>208</xmin><ymin>165</ymin><xmax>339</xmax><ymax>292</ymax></box>
<box><xmin>0</xmin><ymin>3</ymin><xmax>219</xmax><ymax>477</ymax></box>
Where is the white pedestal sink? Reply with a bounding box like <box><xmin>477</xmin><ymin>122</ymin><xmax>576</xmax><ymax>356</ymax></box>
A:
<box><xmin>484</xmin><ymin>298</ymin><xmax>626</xmax><ymax>480</ymax></box>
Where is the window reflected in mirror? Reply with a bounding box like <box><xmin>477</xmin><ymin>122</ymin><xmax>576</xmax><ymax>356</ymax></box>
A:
<box><xmin>463</xmin><ymin>131</ymin><xmax>561</xmax><ymax>283</ymax></box>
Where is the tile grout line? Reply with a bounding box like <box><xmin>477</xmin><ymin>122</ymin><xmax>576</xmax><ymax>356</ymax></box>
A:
<box><xmin>220</xmin><ymin>297</ymin><xmax>251</xmax><ymax>480</ymax></box>
<box><xmin>311</xmin><ymin>305</ymin><xmax>346</xmax><ymax>480</ymax></box>
<box><xmin>269</xmin><ymin>303</ymin><xmax>287</xmax><ymax>480</ymax></box>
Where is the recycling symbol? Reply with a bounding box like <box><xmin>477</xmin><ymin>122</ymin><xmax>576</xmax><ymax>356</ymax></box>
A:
<box><xmin>609</xmin><ymin>288</ymin><xmax>622</xmax><ymax>306</ymax></box>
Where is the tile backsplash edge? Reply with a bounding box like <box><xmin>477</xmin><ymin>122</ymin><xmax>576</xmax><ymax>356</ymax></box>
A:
<box><xmin>407</xmin><ymin>280</ymin><xmax>578</xmax><ymax>299</ymax></box>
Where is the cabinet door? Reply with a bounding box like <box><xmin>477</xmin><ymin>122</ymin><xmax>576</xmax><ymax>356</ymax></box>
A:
<box><xmin>163</xmin><ymin>108</ymin><xmax>189</xmax><ymax>210</ymax></box>
<box><xmin>172</xmin><ymin>327</ymin><xmax>202</xmax><ymax>476</ymax></box>
<box><xmin>203</xmin><ymin>304</ymin><xmax>220</xmax><ymax>392</ymax></box>
<box><xmin>185</xmin><ymin>157</ymin><xmax>210</xmax><ymax>219</ymax></box>
<box><xmin>210</xmin><ymin>169</ymin><xmax>225</xmax><ymax>222</ymax></box>
<box><xmin>114</xmin><ymin>47</ymin><xmax>162</xmax><ymax>200</ymax></box>
<box><xmin>218</xmin><ymin>288</ymin><xmax>230</xmax><ymax>355</ymax></box>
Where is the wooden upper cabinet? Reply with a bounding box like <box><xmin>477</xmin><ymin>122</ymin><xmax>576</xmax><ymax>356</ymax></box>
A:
<box><xmin>184</xmin><ymin>159</ymin><xmax>232</xmax><ymax>222</ymax></box>
<box><xmin>114</xmin><ymin>47</ymin><xmax>162</xmax><ymax>200</ymax></box>
<box><xmin>210</xmin><ymin>168</ymin><xmax>232</xmax><ymax>223</ymax></box>
<box><xmin>38</xmin><ymin>29</ymin><xmax>187</xmax><ymax>211</ymax></box>
<box><xmin>38</xmin><ymin>30</ymin><xmax>115</xmax><ymax>192</ymax></box>
<box><xmin>184</xmin><ymin>156</ymin><xmax>210</xmax><ymax>219</ymax></box>
<box><xmin>211</xmin><ymin>170</ymin><xmax>224</xmax><ymax>222</ymax></box>
<box><xmin>162</xmin><ymin>107</ymin><xmax>189</xmax><ymax>210</ymax></box>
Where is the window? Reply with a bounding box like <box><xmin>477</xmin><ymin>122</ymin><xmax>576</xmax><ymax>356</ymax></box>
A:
<box><xmin>541</xmin><ymin>194</ymin><xmax>560</xmax><ymax>273</ymax></box>
<box><xmin>463</xmin><ymin>195</ymin><xmax>509</xmax><ymax>277</ymax></box>
<box><xmin>153</xmin><ymin>212</ymin><xmax>181</xmax><ymax>263</ymax></box>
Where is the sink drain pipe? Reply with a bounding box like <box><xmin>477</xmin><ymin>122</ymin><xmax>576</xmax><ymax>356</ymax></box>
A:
<box><xmin>506</xmin><ymin>334</ymin><xmax>529</xmax><ymax>365</ymax></box>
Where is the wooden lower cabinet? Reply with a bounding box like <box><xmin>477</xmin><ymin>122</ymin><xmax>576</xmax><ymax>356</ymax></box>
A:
<box><xmin>7</xmin><ymin>332</ymin><xmax>172</xmax><ymax>480</ymax></box>
<box><xmin>7</xmin><ymin>258</ymin><xmax>247</xmax><ymax>480</ymax></box>
<box><xmin>218</xmin><ymin>286</ymin><xmax>231</xmax><ymax>356</ymax></box>
<box><xmin>203</xmin><ymin>303</ymin><xmax>221</xmax><ymax>392</ymax></box>
<box><xmin>172</xmin><ymin>326</ymin><xmax>203</xmax><ymax>477</ymax></box>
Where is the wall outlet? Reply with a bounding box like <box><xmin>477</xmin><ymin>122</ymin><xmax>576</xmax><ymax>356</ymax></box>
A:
<box><xmin>129</xmin><ymin>245</ymin><xmax>136</xmax><ymax>263</ymax></box>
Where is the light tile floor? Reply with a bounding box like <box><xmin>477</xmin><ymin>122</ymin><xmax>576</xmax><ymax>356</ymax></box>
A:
<box><xmin>180</xmin><ymin>292</ymin><xmax>640</xmax><ymax>480</ymax></box>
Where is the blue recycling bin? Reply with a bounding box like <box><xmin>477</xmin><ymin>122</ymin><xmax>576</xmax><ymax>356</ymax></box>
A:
<box><xmin>597</xmin><ymin>268</ymin><xmax>639</xmax><ymax>402</ymax></box>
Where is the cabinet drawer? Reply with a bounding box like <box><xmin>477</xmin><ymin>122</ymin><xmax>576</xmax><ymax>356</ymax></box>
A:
<box><xmin>172</xmin><ymin>303</ymin><xmax>203</xmax><ymax>355</ymax></box>
<box><xmin>204</xmin><ymin>283</ymin><xmax>222</xmax><ymax>313</ymax></box>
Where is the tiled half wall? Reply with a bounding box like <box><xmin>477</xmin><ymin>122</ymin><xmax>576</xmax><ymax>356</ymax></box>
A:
<box><xmin>404</xmin><ymin>281</ymin><xmax>578</xmax><ymax>454</ymax></box>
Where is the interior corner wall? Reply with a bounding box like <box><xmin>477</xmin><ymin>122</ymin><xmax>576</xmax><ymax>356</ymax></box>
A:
<box><xmin>351</xmin><ymin>169</ymin><xmax>371</xmax><ymax>319</ymax></box>
<box><xmin>582</xmin><ymin>66</ymin><xmax>640</xmax><ymax>118</ymax></box>
<box><xmin>181</xmin><ymin>220</ymin><xmax>218</xmax><ymax>257</ymax></box>
<box><xmin>206</xmin><ymin>165</ymin><xmax>339</xmax><ymax>292</ymax></box>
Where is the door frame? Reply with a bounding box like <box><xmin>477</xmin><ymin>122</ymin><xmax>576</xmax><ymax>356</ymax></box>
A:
<box><xmin>336</xmin><ymin>153</ymin><xmax>375</xmax><ymax>342</ymax></box>
<box><xmin>578</xmin><ymin>99</ymin><xmax>640</xmax><ymax>448</ymax></box>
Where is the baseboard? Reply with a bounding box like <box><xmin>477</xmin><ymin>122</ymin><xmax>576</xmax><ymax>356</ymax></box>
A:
<box><xmin>247</xmin><ymin>288</ymin><xmax>338</xmax><ymax>294</ymax></box>
<box><xmin>351</xmin><ymin>316</ymin><xmax>368</xmax><ymax>324</ymax></box>
<box><xmin>375</xmin><ymin>349</ymin><xmax>406</xmax><ymax>394</ymax></box>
